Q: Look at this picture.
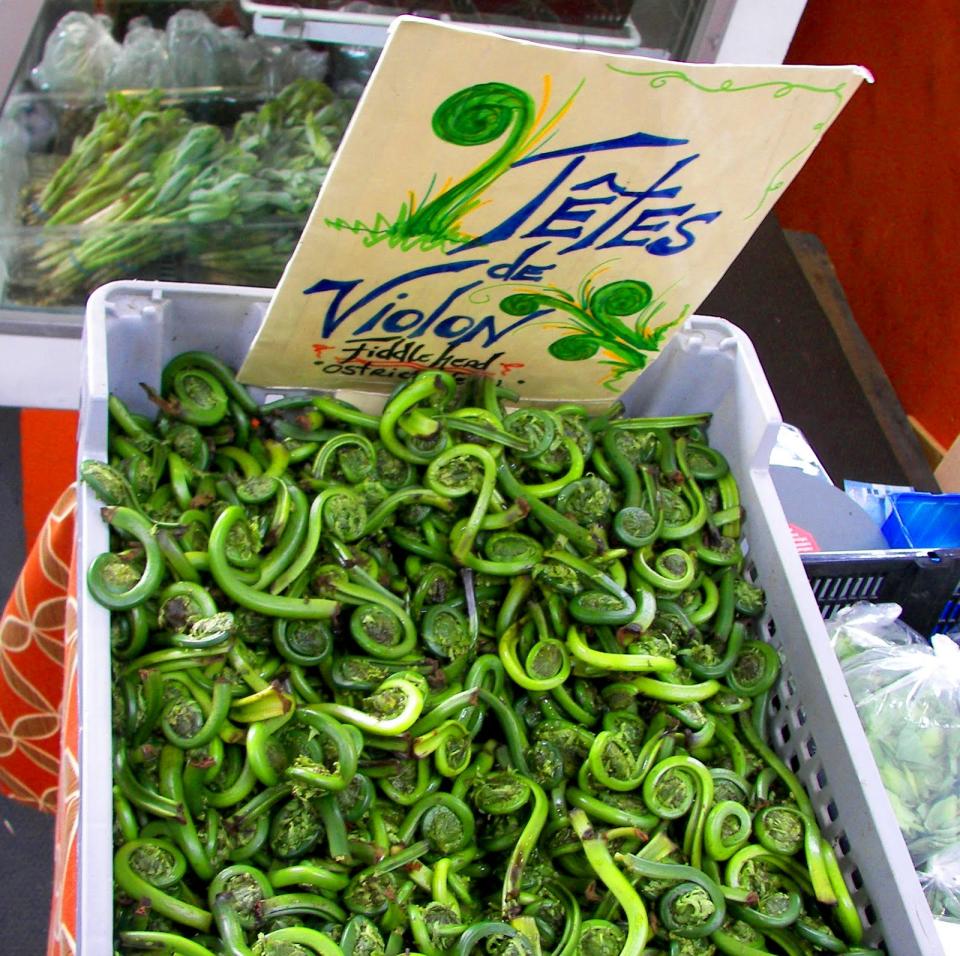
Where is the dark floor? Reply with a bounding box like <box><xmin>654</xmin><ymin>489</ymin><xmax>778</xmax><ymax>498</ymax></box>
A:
<box><xmin>0</xmin><ymin>406</ymin><xmax>55</xmax><ymax>953</ymax></box>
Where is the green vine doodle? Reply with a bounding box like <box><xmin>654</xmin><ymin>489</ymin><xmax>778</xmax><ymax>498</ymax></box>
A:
<box><xmin>606</xmin><ymin>66</ymin><xmax>848</xmax><ymax>218</ymax></box>
<box><xmin>480</xmin><ymin>269</ymin><xmax>688</xmax><ymax>390</ymax></box>
<box><xmin>325</xmin><ymin>79</ymin><xmax>582</xmax><ymax>250</ymax></box>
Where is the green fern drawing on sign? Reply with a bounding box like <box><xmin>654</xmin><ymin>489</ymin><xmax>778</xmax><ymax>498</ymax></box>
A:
<box><xmin>325</xmin><ymin>78</ymin><xmax>583</xmax><ymax>251</ymax></box>
<box><xmin>498</xmin><ymin>275</ymin><xmax>687</xmax><ymax>390</ymax></box>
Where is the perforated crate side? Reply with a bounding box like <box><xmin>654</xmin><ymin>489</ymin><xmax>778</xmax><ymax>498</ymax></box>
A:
<box><xmin>737</xmin><ymin>488</ymin><xmax>944</xmax><ymax>952</ymax></box>
<box><xmin>760</xmin><ymin>611</ymin><xmax>879</xmax><ymax>928</ymax></box>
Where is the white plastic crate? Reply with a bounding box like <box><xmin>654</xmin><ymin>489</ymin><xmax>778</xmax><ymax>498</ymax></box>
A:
<box><xmin>77</xmin><ymin>280</ymin><xmax>942</xmax><ymax>954</ymax></box>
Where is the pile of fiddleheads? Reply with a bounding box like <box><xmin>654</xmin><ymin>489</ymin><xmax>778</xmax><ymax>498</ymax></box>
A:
<box><xmin>84</xmin><ymin>357</ymin><xmax>880</xmax><ymax>956</ymax></box>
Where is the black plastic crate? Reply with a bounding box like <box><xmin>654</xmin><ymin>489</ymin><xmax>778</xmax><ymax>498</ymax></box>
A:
<box><xmin>802</xmin><ymin>548</ymin><xmax>960</xmax><ymax>638</ymax></box>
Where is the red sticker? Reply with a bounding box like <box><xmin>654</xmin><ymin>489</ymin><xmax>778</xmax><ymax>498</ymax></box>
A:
<box><xmin>789</xmin><ymin>523</ymin><xmax>820</xmax><ymax>553</ymax></box>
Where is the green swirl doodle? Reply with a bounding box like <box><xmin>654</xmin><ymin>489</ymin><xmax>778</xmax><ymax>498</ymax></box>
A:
<box><xmin>499</xmin><ymin>277</ymin><xmax>681</xmax><ymax>390</ymax></box>
<box><xmin>399</xmin><ymin>82</ymin><xmax>536</xmax><ymax>241</ymax></box>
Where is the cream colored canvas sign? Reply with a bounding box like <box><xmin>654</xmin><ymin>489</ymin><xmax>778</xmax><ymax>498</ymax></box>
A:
<box><xmin>240</xmin><ymin>17</ymin><xmax>869</xmax><ymax>402</ymax></box>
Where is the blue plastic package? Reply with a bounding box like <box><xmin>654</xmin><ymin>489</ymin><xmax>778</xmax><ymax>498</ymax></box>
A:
<box><xmin>882</xmin><ymin>492</ymin><xmax>960</xmax><ymax>549</ymax></box>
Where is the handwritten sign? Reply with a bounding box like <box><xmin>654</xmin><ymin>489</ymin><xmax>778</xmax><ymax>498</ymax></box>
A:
<box><xmin>239</xmin><ymin>17</ymin><xmax>869</xmax><ymax>402</ymax></box>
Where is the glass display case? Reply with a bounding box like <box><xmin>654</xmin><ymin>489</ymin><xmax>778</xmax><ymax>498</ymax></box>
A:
<box><xmin>0</xmin><ymin>0</ymin><xmax>354</xmax><ymax>328</ymax></box>
<box><xmin>0</xmin><ymin>0</ymin><xmax>807</xmax><ymax>333</ymax></box>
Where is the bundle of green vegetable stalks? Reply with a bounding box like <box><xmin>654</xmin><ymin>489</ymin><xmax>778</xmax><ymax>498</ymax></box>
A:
<box><xmin>23</xmin><ymin>79</ymin><xmax>351</xmax><ymax>301</ymax></box>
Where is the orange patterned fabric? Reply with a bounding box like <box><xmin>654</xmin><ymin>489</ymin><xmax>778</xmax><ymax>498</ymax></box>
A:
<box><xmin>0</xmin><ymin>485</ymin><xmax>76</xmax><ymax>808</ymax></box>
<box><xmin>0</xmin><ymin>484</ymin><xmax>79</xmax><ymax>952</ymax></box>
<box><xmin>48</xmin><ymin>547</ymin><xmax>79</xmax><ymax>956</ymax></box>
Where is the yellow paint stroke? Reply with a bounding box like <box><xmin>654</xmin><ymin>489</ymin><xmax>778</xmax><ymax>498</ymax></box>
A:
<box><xmin>580</xmin><ymin>265</ymin><xmax>612</xmax><ymax>304</ymax></box>
<box><xmin>406</xmin><ymin>190</ymin><xmax>419</xmax><ymax>216</ymax></box>
<box><xmin>523</xmin><ymin>96</ymin><xmax>577</xmax><ymax>154</ymax></box>
<box><xmin>578</xmin><ymin>260</ymin><xmax>617</xmax><ymax>303</ymax></box>
<box><xmin>531</xmin><ymin>75</ymin><xmax>552</xmax><ymax>131</ymax></box>
<box><xmin>520</xmin><ymin>77</ymin><xmax>585</xmax><ymax>158</ymax></box>
<box><xmin>433</xmin><ymin>176</ymin><xmax>456</xmax><ymax>200</ymax></box>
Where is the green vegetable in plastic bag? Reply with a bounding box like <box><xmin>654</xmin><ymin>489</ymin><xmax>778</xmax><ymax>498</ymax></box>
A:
<box><xmin>920</xmin><ymin>845</ymin><xmax>960</xmax><ymax>923</ymax></box>
<box><xmin>828</xmin><ymin>603</ymin><xmax>960</xmax><ymax>916</ymax></box>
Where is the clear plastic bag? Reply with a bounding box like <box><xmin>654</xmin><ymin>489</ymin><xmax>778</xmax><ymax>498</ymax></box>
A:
<box><xmin>330</xmin><ymin>45</ymin><xmax>381</xmax><ymax>100</ymax></box>
<box><xmin>105</xmin><ymin>19</ymin><xmax>175</xmax><ymax>91</ymax></box>
<box><xmin>211</xmin><ymin>27</ymin><xmax>252</xmax><ymax>89</ymax></box>
<box><xmin>266</xmin><ymin>42</ymin><xmax>332</xmax><ymax>92</ymax></box>
<box><xmin>31</xmin><ymin>13</ymin><xmax>121</xmax><ymax>94</ymax></box>
<box><xmin>242</xmin><ymin>38</ymin><xmax>332</xmax><ymax>95</ymax></box>
<box><xmin>34</xmin><ymin>9</ymin><xmax>334</xmax><ymax>97</ymax></box>
<box><xmin>0</xmin><ymin>116</ymin><xmax>29</xmax><ymax>300</ymax></box>
<box><xmin>829</xmin><ymin>601</ymin><xmax>923</xmax><ymax>660</ymax></box>
<box><xmin>165</xmin><ymin>10</ymin><xmax>223</xmax><ymax>88</ymax></box>
<box><xmin>920</xmin><ymin>845</ymin><xmax>960</xmax><ymax>922</ymax></box>
<box><xmin>0</xmin><ymin>118</ymin><xmax>28</xmax><ymax>222</ymax></box>
<box><xmin>828</xmin><ymin>603</ymin><xmax>960</xmax><ymax>870</ymax></box>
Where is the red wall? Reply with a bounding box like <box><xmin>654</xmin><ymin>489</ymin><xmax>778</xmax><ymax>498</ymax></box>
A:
<box><xmin>20</xmin><ymin>410</ymin><xmax>78</xmax><ymax>552</ymax></box>
<box><xmin>776</xmin><ymin>0</ymin><xmax>958</xmax><ymax>449</ymax></box>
